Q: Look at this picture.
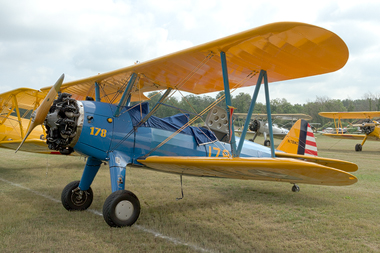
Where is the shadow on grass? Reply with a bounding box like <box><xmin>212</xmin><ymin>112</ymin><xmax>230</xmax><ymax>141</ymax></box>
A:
<box><xmin>140</xmin><ymin>183</ymin><xmax>335</xmax><ymax>219</ymax></box>
<box><xmin>319</xmin><ymin>147</ymin><xmax>380</xmax><ymax>155</ymax></box>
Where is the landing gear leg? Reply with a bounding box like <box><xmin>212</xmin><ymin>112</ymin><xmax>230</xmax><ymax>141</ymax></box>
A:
<box><xmin>103</xmin><ymin>151</ymin><xmax>141</xmax><ymax>227</ymax></box>
<box><xmin>249</xmin><ymin>132</ymin><xmax>259</xmax><ymax>142</ymax></box>
<box><xmin>61</xmin><ymin>156</ymin><xmax>101</xmax><ymax>211</ymax></box>
<box><xmin>291</xmin><ymin>184</ymin><xmax>300</xmax><ymax>192</ymax></box>
<box><xmin>355</xmin><ymin>135</ymin><xmax>367</xmax><ymax>152</ymax></box>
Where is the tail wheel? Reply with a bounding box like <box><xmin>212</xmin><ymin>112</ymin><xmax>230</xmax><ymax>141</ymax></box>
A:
<box><xmin>103</xmin><ymin>190</ymin><xmax>140</xmax><ymax>227</ymax></box>
<box><xmin>61</xmin><ymin>180</ymin><xmax>93</xmax><ymax>211</ymax></box>
<box><xmin>355</xmin><ymin>144</ymin><xmax>362</xmax><ymax>152</ymax></box>
<box><xmin>292</xmin><ymin>184</ymin><xmax>300</xmax><ymax>192</ymax></box>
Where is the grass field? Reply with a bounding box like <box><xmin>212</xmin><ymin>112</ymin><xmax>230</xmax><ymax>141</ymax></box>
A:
<box><xmin>1</xmin><ymin>135</ymin><xmax>380</xmax><ymax>252</ymax></box>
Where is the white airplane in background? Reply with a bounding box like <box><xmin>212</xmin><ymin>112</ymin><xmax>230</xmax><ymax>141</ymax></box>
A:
<box><xmin>234</xmin><ymin>113</ymin><xmax>312</xmax><ymax>146</ymax></box>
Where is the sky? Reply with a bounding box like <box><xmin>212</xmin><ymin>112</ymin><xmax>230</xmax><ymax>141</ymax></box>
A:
<box><xmin>1</xmin><ymin>0</ymin><xmax>380</xmax><ymax>105</ymax></box>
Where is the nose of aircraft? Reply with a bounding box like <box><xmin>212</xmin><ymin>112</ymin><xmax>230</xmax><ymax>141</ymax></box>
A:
<box><xmin>44</xmin><ymin>92</ymin><xmax>81</xmax><ymax>155</ymax></box>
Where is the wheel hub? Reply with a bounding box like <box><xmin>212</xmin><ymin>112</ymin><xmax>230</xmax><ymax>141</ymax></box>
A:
<box><xmin>115</xmin><ymin>200</ymin><xmax>134</xmax><ymax>221</ymax></box>
<box><xmin>71</xmin><ymin>189</ymin><xmax>88</xmax><ymax>206</ymax></box>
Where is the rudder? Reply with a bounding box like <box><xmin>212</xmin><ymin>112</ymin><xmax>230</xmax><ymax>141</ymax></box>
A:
<box><xmin>277</xmin><ymin>119</ymin><xmax>317</xmax><ymax>156</ymax></box>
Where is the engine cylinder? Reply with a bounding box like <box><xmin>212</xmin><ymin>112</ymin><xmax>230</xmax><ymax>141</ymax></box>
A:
<box><xmin>249</xmin><ymin>120</ymin><xmax>260</xmax><ymax>132</ymax></box>
<box><xmin>44</xmin><ymin>93</ymin><xmax>81</xmax><ymax>155</ymax></box>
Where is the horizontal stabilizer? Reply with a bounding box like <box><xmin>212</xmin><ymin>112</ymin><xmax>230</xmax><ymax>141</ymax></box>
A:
<box><xmin>274</xmin><ymin>152</ymin><xmax>358</xmax><ymax>172</ymax></box>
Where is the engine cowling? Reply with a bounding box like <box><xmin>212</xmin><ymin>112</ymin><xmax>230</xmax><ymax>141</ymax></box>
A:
<box><xmin>249</xmin><ymin>119</ymin><xmax>260</xmax><ymax>132</ymax></box>
<box><xmin>44</xmin><ymin>93</ymin><xmax>83</xmax><ymax>155</ymax></box>
<box><xmin>361</xmin><ymin>119</ymin><xmax>375</xmax><ymax>135</ymax></box>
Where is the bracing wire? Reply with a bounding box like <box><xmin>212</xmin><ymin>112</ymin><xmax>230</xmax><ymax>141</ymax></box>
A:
<box><xmin>107</xmin><ymin>52</ymin><xmax>257</xmax><ymax>157</ymax></box>
<box><xmin>142</xmin><ymin>71</ymin><xmax>257</xmax><ymax>158</ymax></box>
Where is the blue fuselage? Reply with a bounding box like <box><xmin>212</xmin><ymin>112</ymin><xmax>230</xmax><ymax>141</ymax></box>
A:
<box><xmin>73</xmin><ymin>101</ymin><xmax>273</xmax><ymax>165</ymax></box>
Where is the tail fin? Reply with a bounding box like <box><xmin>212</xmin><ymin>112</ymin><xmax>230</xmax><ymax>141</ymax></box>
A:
<box><xmin>277</xmin><ymin>119</ymin><xmax>317</xmax><ymax>156</ymax></box>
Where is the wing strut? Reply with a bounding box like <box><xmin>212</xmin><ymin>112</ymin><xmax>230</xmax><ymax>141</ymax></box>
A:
<box><xmin>11</xmin><ymin>95</ymin><xmax>24</xmax><ymax>139</ymax></box>
<box><xmin>220</xmin><ymin>51</ymin><xmax>237</xmax><ymax>156</ymax></box>
<box><xmin>114</xmin><ymin>73</ymin><xmax>137</xmax><ymax>117</ymax></box>
<box><xmin>94</xmin><ymin>82</ymin><xmax>101</xmax><ymax>102</ymax></box>
<box><xmin>236</xmin><ymin>70</ymin><xmax>265</xmax><ymax>156</ymax></box>
<box><xmin>235</xmin><ymin>70</ymin><xmax>275</xmax><ymax>158</ymax></box>
<box><xmin>334</xmin><ymin>117</ymin><xmax>343</xmax><ymax>134</ymax></box>
<box><xmin>263</xmin><ymin>71</ymin><xmax>276</xmax><ymax>157</ymax></box>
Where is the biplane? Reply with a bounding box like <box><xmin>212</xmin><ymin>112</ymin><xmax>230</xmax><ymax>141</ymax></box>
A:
<box><xmin>319</xmin><ymin>111</ymin><xmax>380</xmax><ymax>151</ymax></box>
<box><xmin>0</xmin><ymin>88</ymin><xmax>60</xmax><ymax>154</ymax></box>
<box><xmin>12</xmin><ymin>22</ymin><xmax>358</xmax><ymax>227</ymax></box>
<box><xmin>234</xmin><ymin>113</ymin><xmax>312</xmax><ymax>146</ymax></box>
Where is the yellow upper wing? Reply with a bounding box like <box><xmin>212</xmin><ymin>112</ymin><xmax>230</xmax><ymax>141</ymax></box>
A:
<box><xmin>319</xmin><ymin>112</ymin><xmax>380</xmax><ymax>119</ymax></box>
<box><xmin>40</xmin><ymin>22</ymin><xmax>348</xmax><ymax>103</ymax></box>
<box><xmin>0</xmin><ymin>88</ymin><xmax>46</xmax><ymax>111</ymax></box>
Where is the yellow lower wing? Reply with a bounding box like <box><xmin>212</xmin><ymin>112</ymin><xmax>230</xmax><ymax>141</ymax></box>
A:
<box><xmin>322</xmin><ymin>133</ymin><xmax>366</xmax><ymax>140</ymax></box>
<box><xmin>138</xmin><ymin>156</ymin><xmax>357</xmax><ymax>186</ymax></box>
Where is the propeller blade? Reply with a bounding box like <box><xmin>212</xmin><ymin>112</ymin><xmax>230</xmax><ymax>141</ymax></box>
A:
<box><xmin>16</xmin><ymin>74</ymin><xmax>64</xmax><ymax>152</ymax></box>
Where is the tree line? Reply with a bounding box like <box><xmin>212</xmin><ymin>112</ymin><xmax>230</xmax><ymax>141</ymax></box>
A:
<box><xmin>145</xmin><ymin>91</ymin><xmax>380</xmax><ymax>127</ymax></box>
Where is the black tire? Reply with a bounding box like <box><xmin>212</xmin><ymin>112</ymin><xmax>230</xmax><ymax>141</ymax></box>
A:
<box><xmin>264</xmin><ymin>140</ymin><xmax>270</xmax><ymax>147</ymax></box>
<box><xmin>355</xmin><ymin>144</ymin><xmax>362</xmax><ymax>152</ymax></box>
<box><xmin>103</xmin><ymin>190</ymin><xmax>140</xmax><ymax>227</ymax></box>
<box><xmin>292</xmin><ymin>184</ymin><xmax>300</xmax><ymax>192</ymax></box>
<box><xmin>61</xmin><ymin>180</ymin><xmax>93</xmax><ymax>211</ymax></box>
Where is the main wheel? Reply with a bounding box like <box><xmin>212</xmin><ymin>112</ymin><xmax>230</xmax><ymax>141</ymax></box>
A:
<box><xmin>103</xmin><ymin>190</ymin><xmax>141</xmax><ymax>227</ymax></box>
<box><xmin>355</xmin><ymin>144</ymin><xmax>362</xmax><ymax>152</ymax></box>
<box><xmin>264</xmin><ymin>140</ymin><xmax>270</xmax><ymax>146</ymax></box>
<box><xmin>291</xmin><ymin>184</ymin><xmax>300</xmax><ymax>192</ymax></box>
<box><xmin>61</xmin><ymin>180</ymin><xmax>93</xmax><ymax>211</ymax></box>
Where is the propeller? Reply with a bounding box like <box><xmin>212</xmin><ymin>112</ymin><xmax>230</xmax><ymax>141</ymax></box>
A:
<box><xmin>16</xmin><ymin>74</ymin><xmax>64</xmax><ymax>152</ymax></box>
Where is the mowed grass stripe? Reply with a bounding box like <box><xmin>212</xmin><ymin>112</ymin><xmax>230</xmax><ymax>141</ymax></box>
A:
<box><xmin>0</xmin><ymin>176</ymin><xmax>212</xmax><ymax>253</ymax></box>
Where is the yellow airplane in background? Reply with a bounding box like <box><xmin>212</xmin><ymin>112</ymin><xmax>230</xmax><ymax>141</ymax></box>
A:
<box><xmin>319</xmin><ymin>112</ymin><xmax>380</xmax><ymax>151</ymax></box>
<box><xmin>0</xmin><ymin>88</ymin><xmax>58</xmax><ymax>153</ymax></box>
